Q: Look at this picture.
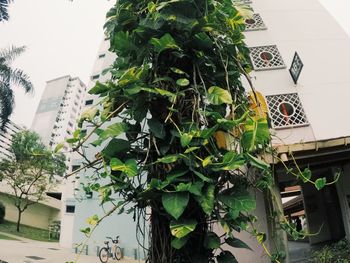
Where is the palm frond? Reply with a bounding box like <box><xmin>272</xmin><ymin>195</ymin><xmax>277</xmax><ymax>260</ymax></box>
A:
<box><xmin>0</xmin><ymin>45</ymin><xmax>26</xmax><ymax>64</ymax></box>
<box><xmin>0</xmin><ymin>83</ymin><xmax>14</xmax><ymax>129</ymax></box>
<box><xmin>0</xmin><ymin>0</ymin><xmax>13</xmax><ymax>22</ymax></box>
<box><xmin>9</xmin><ymin>68</ymin><xmax>33</xmax><ymax>93</ymax></box>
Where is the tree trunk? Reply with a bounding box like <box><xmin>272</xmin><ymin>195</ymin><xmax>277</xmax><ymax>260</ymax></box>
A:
<box><xmin>149</xmin><ymin>199</ymin><xmax>210</xmax><ymax>263</ymax></box>
<box><xmin>16</xmin><ymin>208</ymin><xmax>22</xmax><ymax>232</ymax></box>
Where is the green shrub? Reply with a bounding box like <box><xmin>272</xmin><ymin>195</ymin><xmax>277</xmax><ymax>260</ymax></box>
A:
<box><xmin>0</xmin><ymin>202</ymin><xmax>5</xmax><ymax>223</ymax></box>
<box><xmin>309</xmin><ymin>239</ymin><xmax>350</xmax><ymax>263</ymax></box>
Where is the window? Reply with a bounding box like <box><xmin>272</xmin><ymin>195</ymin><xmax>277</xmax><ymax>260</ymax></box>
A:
<box><xmin>249</xmin><ymin>45</ymin><xmax>286</xmax><ymax>71</ymax></box>
<box><xmin>66</xmin><ymin>205</ymin><xmax>75</xmax><ymax>213</ymax></box>
<box><xmin>68</xmin><ymin>122</ymin><xmax>73</xmax><ymax>127</ymax></box>
<box><xmin>72</xmin><ymin>165</ymin><xmax>80</xmax><ymax>171</ymax></box>
<box><xmin>98</xmin><ymin>54</ymin><xmax>106</xmax><ymax>59</ymax></box>
<box><xmin>91</xmin><ymin>74</ymin><xmax>100</xmax><ymax>80</ymax></box>
<box><xmin>266</xmin><ymin>93</ymin><xmax>309</xmax><ymax>129</ymax></box>
<box><xmin>85</xmin><ymin>99</ymin><xmax>93</xmax><ymax>106</ymax></box>
<box><xmin>245</xmin><ymin>14</ymin><xmax>267</xmax><ymax>31</ymax></box>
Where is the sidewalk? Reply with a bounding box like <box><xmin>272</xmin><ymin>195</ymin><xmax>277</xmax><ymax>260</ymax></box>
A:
<box><xmin>0</xmin><ymin>233</ymin><xmax>143</xmax><ymax>263</ymax></box>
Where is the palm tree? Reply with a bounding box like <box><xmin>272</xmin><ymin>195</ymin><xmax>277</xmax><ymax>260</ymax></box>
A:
<box><xmin>0</xmin><ymin>0</ymin><xmax>13</xmax><ymax>22</ymax></box>
<box><xmin>0</xmin><ymin>46</ymin><xmax>33</xmax><ymax>128</ymax></box>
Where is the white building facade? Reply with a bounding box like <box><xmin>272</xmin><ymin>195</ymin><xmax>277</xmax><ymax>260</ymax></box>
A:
<box><xmin>59</xmin><ymin>40</ymin><xmax>143</xmax><ymax>259</ymax></box>
<box><xmin>233</xmin><ymin>0</ymin><xmax>350</xmax><ymax>262</ymax></box>
<box><xmin>0</xmin><ymin>120</ymin><xmax>23</xmax><ymax>160</ymax></box>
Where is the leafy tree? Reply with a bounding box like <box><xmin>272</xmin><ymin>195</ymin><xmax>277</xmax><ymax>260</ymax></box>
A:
<box><xmin>69</xmin><ymin>0</ymin><xmax>275</xmax><ymax>262</ymax></box>
<box><xmin>0</xmin><ymin>46</ymin><xmax>33</xmax><ymax>128</ymax></box>
<box><xmin>0</xmin><ymin>0</ymin><xmax>13</xmax><ymax>22</ymax></box>
<box><xmin>0</xmin><ymin>130</ymin><xmax>65</xmax><ymax>232</ymax></box>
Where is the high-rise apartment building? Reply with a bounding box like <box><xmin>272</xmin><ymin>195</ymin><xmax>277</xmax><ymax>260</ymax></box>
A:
<box><xmin>0</xmin><ymin>120</ymin><xmax>23</xmax><ymax>160</ymax></box>
<box><xmin>31</xmin><ymin>75</ymin><xmax>87</xmax><ymax>167</ymax></box>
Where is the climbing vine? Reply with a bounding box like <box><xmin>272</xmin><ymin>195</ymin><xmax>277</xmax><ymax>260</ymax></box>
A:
<box><xmin>67</xmin><ymin>0</ymin><xmax>327</xmax><ymax>262</ymax></box>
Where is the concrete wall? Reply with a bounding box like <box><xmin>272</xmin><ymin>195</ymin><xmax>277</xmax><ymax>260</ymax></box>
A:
<box><xmin>217</xmin><ymin>190</ymin><xmax>271</xmax><ymax>263</ymax></box>
<box><xmin>72</xmin><ymin>196</ymin><xmax>144</xmax><ymax>259</ymax></box>
<box><xmin>0</xmin><ymin>193</ymin><xmax>60</xmax><ymax>230</ymax></box>
<box><xmin>336</xmin><ymin>164</ymin><xmax>350</xmax><ymax>240</ymax></box>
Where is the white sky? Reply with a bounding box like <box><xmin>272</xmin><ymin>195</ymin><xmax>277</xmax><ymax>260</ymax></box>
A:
<box><xmin>0</xmin><ymin>0</ymin><xmax>112</xmax><ymax>128</ymax></box>
<box><xmin>0</xmin><ymin>0</ymin><xmax>348</xmax><ymax>128</ymax></box>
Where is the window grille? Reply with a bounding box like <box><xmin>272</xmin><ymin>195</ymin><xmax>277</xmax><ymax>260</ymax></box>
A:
<box><xmin>245</xmin><ymin>14</ymin><xmax>267</xmax><ymax>31</ymax></box>
<box><xmin>249</xmin><ymin>45</ymin><xmax>286</xmax><ymax>70</ymax></box>
<box><xmin>266</xmin><ymin>93</ymin><xmax>309</xmax><ymax>129</ymax></box>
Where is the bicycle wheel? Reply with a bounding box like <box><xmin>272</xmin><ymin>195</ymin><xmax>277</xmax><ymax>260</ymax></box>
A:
<box><xmin>99</xmin><ymin>247</ymin><xmax>109</xmax><ymax>263</ymax></box>
<box><xmin>115</xmin><ymin>246</ymin><xmax>122</xmax><ymax>260</ymax></box>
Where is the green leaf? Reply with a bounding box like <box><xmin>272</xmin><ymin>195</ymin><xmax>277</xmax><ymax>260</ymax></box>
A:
<box><xmin>166</xmin><ymin>169</ymin><xmax>188</xmax><ymax>182</ymax></box>
<box><xmin>149</xmin><ymin>33</ymin><xmax>180</xmax><ymax>54</ymax></box>
<box><xmin>241</xmin><ymin>118</ymin><xmax>270</xmax><ymax>152</ymax></box>
<box><xmin>200</xmin><ymin>125</ymin><xmax>219</xmax><ymax>139</ymax></box>
<box><xmin>217</xmin><ymin>251</ymin><xmax>238</xmax><ymax>263</ymax></box>
<box><xmin>301</xmin><ymin>168</ymin><xmax>312</xmax><ymax>183</ymax></box>
<box><xmin>195</xmin><ymin>184</ymin><xmax>215</xmax><ymax>215</ymax></box>
<box><xmin>102</xmin><ymin>139</ymin><xmax>131</xmax><ymax>158</ymax></box>
<box><xmin>176</xmin><ymin>78</ymin><xmax>189</xmax><ymax>86</ymax></box>
<box><xmin>54</xmin><ymin>143</ymin><xmax>64</xmax><ymax>153</ymax></box>
<box><xmin>202</xmin><ymin>156</ymin><xmax>213</xmax><ymax>167</ymax></box>
<box><xmin>110</xmin><ymin>158</ymin><xmax>138</xmax><ymax>177</ymax></box>
<box><xmin>204</xmin><ymin>232</ymin><xmax>220</xmax><ymax>249</ymax></box>
<box><xmin>180</xmin><ymin>133</ymin><xmax>193</xmax><ymax>147</ymax></box>
<box><xmin>89</xmin><ymin>81</ymin><xmax>110</xmax><ymax>95</ymax></box>
<box><xmin>212</xmin><ymin>152</ymin><xmax>245</xmax><ymax>171</ymax></box>
<box><xmin>162</xmin><ymin>192</ymin><xmax>189</xmax><ymax>219</ymax></box>
<box><xmin>226</xmin><ymin>237</ymin><xmax>252</xmax><ymax>250</ymax></box>
<box><xmin>171</xmin><ymin>236</ymin><xmax>189</xmax><ymax>249</ymax></box>
<box><xmin>170</xmin><ymin>67</ymin><xmax>186</xmax><ymax>75</ymax></box>
<box><xmin>315</xmin><ymin>177</ymin><xmax>326</xmax><ymax>190</ymax></box>
<box><xmin>157</xmin><ymin>154</ymin><xmax>181</xmax><ymax>164</ymax></box>
<box><xmin>110</xmin><ymin>158</ymin><xmax>124</xmax><ymax>171</ymax></box>
<box><xmin>184</xmin><ymin>146</ymin><xmax>200</xmax><ymax>153</ymax></box>
<box><xmin>207</xmin><ymin>86</ymin><xmax>233</xmax><ymax>105</ymax></box>
<box><xmin>67</xmin><ymin>138</ymin><xmax>79</xmax><ymax>144</ymax></box>
<box><xmin>154</xmin><ymin>88</ymin><xmax>177</xmax><ymax>102</ymax></box>
<box><xmin>170</xmin><ymin>219</ymin><xmax>197</xmax><ymax>238</ymax></box>
<box><xmin>193</xmin><ymin>170</ymin><xmax>212</xmax><ymax>183</ymax></box>
<box><xmin>80</xmin><ymin>107</ymin><xmax>99</xmax><ymax>122</ymax></box>
<box><xmin>100</xmin><ymin>122</ymin><xmax>129</xmax><ymax>140</ymax></box>
<box><xmin>176</xmin><ymin>181</ymin><xmax>203</xmax><ymax>196</ymax></box>
<box><xmin>113</xmin><ymin>31</ymin><xmax>137</xmax><ymax>54</ymax></box>
<box><xmin>124</xmin><ymin>159</ymin><xmax>138</xmax><ymax>177</ymax></box>
<box><xmin>219</xmin><ymin>188</ymin><xmax>256</xmax><ymax>214</ymax></box>
<box><xmin>148</xmin><ymin>118</ymin><xmax>166</xmax><ymax>139</ymax></box>
<box><xmin>245</xmin><ymin>153</ymin><xmax>270</xmax><ymax>170</ymax></box>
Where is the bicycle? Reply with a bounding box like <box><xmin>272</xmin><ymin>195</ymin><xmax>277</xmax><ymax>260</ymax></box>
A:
<box><xmin>99</xmin><ymin>236</ymin><xmax>122</xmax><ymax>262</ymax></box>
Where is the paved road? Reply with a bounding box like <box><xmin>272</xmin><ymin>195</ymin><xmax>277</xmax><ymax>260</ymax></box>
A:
<box><xmin>0</xmin><ymin>238</ymin><xmax>142</xmax><ymax>263</ymax></box>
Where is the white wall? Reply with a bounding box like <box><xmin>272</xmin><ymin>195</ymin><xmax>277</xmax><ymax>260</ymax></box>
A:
<box><xmin>245</xmin><ymin>0</ymin><xmax>350</xmax><ymax>144</ymax></box>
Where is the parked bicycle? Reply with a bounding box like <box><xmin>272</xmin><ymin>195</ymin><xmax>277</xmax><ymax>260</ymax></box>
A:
<box><xmin>99</xmin><ymin>236</ymin><xmax>122</xmax><ymax>262</ymax></box>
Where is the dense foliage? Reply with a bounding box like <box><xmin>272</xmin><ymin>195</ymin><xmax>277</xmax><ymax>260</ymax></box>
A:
<box><xmin>0</xmin><ymin>130</ymin><xmax>65</xmax><ymax>231</ymax></box>
<box><xmin>70</xmin><ymin>0</ymin><xmax>274</xmax><ymax>262</ymax></box>
<box><xmin>309</xmin><ymin>239</ymin><xmax>350</xmax><ymax>263</ymax></box>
